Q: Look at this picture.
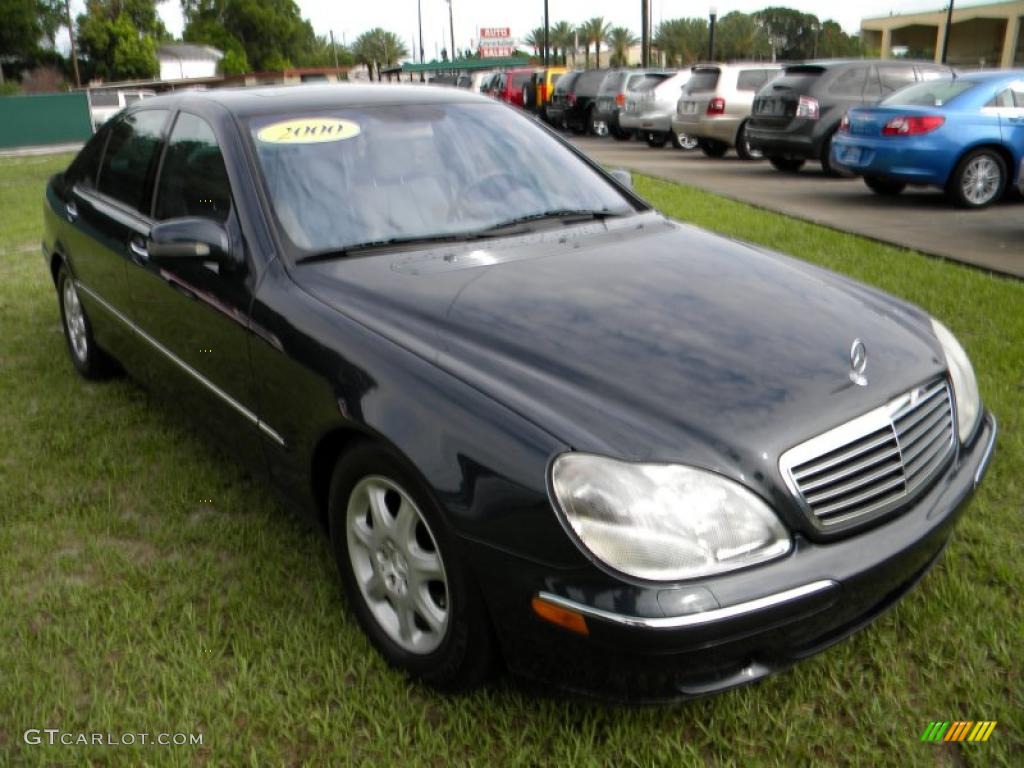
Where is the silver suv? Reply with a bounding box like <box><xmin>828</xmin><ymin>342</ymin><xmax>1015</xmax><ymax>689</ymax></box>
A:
<box><xmin>621</xmin><ymin>70</ymin><xmax>697</xmax><ymax>149</ymax></box>
<box><xmin>671</xmin><ymin>64</ymin><xmax>782</xmax><ymax>159</ymax></box>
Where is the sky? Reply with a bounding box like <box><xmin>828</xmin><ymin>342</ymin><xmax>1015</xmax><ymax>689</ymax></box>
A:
<box><xmin>63</xmin><ymin>1</ymin><xmax>990</xmax><ymax>59</ymax></box>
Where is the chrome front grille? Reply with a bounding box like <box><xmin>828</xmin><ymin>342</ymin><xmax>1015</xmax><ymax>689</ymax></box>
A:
<box><xmin>780</xmin><ymin>378</ymin><xmax>955</xmax><ymax>529</ymax></box>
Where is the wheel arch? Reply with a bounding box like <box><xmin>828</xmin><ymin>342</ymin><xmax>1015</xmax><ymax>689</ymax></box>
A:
<box><xmin>953</xmin><ymin>142</ymin><xmax>1013</xmax><ymax>178</ymax></box>
<box><xmin>309</xmin><ymin>424</ymin><xmax>376</xmax><ymax>533</ymax></box>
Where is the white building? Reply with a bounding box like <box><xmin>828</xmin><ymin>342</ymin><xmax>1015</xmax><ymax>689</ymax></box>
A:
<box><xmin>157</xmin><ymin>44</ymin><xmax>224</xmax><ymax>81</ymax></box>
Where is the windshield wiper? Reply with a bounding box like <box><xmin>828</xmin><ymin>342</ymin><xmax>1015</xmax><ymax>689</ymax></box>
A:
<box><xmin>295</xmin><ymin>232</ymin><xmax>490</xmax><ymax>265</ymax></box>
<box><xmin>482</xmin><ymin>208</ymin><xmax>627</xmax><ymax>233</ymax></box>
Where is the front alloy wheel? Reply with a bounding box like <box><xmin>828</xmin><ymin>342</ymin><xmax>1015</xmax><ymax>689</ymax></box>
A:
<box><xmin>346</xmin><ymin>475</ymin><xmax>449</xmax><ymax>655</ymax></box>
<box><xmin>329</xmin><ymin>442</ymin><xmax>495</xmax><ymax>689</ymax></box>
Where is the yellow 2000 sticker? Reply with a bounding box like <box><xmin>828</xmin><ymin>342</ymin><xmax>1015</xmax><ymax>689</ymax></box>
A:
<box><xmin>256</xmin><ymin>118</ymin><xmax>360</xmax><ymax>144</ymax></box>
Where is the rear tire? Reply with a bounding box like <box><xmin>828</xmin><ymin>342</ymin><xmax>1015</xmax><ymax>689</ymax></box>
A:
<box><xmin>734</xmin><ymin>122</ymin><xmax>762</xmax><ymax>161</ymax></box>
<box><xmin>946</xmin><ymin>148</ymin><xmax>1007</xmax><ymax>209</ymax></box>
<box><xmin>769</xmin><ymin>156</ymin><xmax>806</xmax><ymax>173</ymax></box>
<box><xmin>329</xmin><ymin>441</ymin><xmax>496</xmax><ymax>691</ymax></box>
<box><xmin>56</xmin><ymin>263</ymin><xmax>117</xmax><ymax>380</ymax></box>
<box><xmin>646</xmin><ymin>131</ymin><xmax>668</xmax><ymax>148</ymax></box>
<box><xmin>588</xmin><ymin>108</ymin><xmax>607</xmax><ymax>137</ymax></box>
<box><xmin>698</xmin><ymin>138</ymin><xmax>728</xmax><ymax>158</ymax></box>
<box><xmin>864</xmin><ymin>176</ymin><xmax>906</xmax><ymax>196</ymax></box>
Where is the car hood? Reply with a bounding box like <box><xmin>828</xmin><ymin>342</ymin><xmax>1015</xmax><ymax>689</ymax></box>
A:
<box><xmin>291</xmin><ymin>214</ymin><xmax>944</xmax><ymax>497</ymax></box>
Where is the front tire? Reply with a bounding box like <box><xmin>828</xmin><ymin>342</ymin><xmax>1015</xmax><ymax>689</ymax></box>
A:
<box><xmin>698</xmin><ymin>138</ymin><xmax>728</xmax><ymax>158</ymax></box>
<box><xmin>734</xmin><ymin>122</ymin><xmax>762</xmax><ymax>161</ymax></box>
<box><xmin>769</xmin><ymin>156</ymin><xmax>806</xmax><ymax>173</ymax></box>
<box><xmin>864</xmin><ymin>176</ymin><xmax>906</xmax><ymax>196</ymax></box>
<box><xmin>646</xmin><ymin>131</ymin><xmax>668</xmax><ymax>148</ymax></box>
<box><xmin>329</xmin><ymin>441</ymin><xmax>495</xmax><ymax>690</ymax></box>
<box><xmin>946</xmin><ymin>149</ymin><xmax>1006</xmax><ymax>208</ymax></box>
<box><xmin>56</xmin><ymin>263</ymin><xmax>116</xmax><ymax>379</ymax></box>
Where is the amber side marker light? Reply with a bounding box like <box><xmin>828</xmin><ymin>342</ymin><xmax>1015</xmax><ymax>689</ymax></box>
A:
<box><xmin>531</xmin><ymin>596</ymin><xmax>589</xmax><ymax>636</ymax></box>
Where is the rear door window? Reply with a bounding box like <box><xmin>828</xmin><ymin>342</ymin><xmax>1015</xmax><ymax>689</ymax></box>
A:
<box><xmin>737</xmin><ymin>69</ymin><xmax>769</xmax><ymax>91</ymax></box>
<box><xmin>828</xmin><ymin>66</ymin><xmax>868</xmax><ymax>97</ymax></box>
<box><xmin>97</xmin><ymin>110</ymin><xmax>169</xmax><ymax>214</ymax></box>
<box><xmin>154</xmin><ymin>112</ymin><xmax>232</xmax><ymax>223</ymax></box>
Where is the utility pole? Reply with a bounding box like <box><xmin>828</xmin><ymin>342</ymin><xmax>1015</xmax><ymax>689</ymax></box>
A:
<box><xmin>330</xmin><ymin>30</ymin><xmax>339</xmax><ymax>69</ymax></box>
<box><xmin>543</xmin><ymin>0</ymin><xmax>550</xmax><ymax>66</ymax></box>
<box><xmin>641</xmin><ymin>0</ymin><xmax>649</xmax><ymax>67</ymax></box>
<box><xmin>708</xmin><ymin>6</ymin><xmax>718</xmax><ymax>62</ymax></box>
<box><xmin>418</xmin><ymin>1</ymin><xmax>425</xmax><ymax>63</ymax></box>
<box><xmin>941</xmin><ymin>1</ymin><xmax>955</xmax><ymax>64</ymax></box>
<box><xmin>447</xmin><ymin>0</ymin><xmax>456</xmax><ymax>72</ymax></box>
<box><xmin>64</xmin><ymin>0</ymin><xmax>80</xmax><ymax>88</ymax></box>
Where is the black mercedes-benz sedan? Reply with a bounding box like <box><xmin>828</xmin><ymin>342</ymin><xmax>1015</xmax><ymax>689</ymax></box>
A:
<box><xmin>42</xmin><ymin>84</ymin><xmax>996</xmax><ymax>701</ymax></box>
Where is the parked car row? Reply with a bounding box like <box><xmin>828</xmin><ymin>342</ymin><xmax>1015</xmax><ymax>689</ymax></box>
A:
<box><xmin>526</xmin><ymin>60</ymin><xmax>1024</xmax><ymax>209</ymax></box>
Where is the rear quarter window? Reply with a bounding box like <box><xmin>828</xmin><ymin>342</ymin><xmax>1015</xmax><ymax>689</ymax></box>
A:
<box><xmin>828</xmin><ymin>66</ymin><xmax>868</xmax><ymax>97</ymax></box>
<box><xmin>97</xmin><ymin>110</ymin><xmax>169</xmax><ymax>213</ymax></box>
<box><xmin>737</xmin><ymin>69</ymin><xmax>770</xmax><ymax>92</ymax></box>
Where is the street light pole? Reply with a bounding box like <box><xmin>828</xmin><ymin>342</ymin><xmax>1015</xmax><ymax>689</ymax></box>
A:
<box><xmin>708</xmin><ymin>6</ymin><xmax>717</xmax><ymax>62</ymax></box>
<box><xmin>941</xmin><ymin>1</ymin><xmax>955</xmax><ymax>64</ymax></box>
<box><xmin>641</xmin><ymin>0</ymin><xmax>649</xmax><ymax>67</ymax></box>
<box><xmin>417</xmin><ymin>0</ymin><xmax>425</xmax><ymax>81</ymax></box>
<box><xmin>544</xmin><ymin>0</ymin><xmax>550</xmax><ymax>66</ymax></box>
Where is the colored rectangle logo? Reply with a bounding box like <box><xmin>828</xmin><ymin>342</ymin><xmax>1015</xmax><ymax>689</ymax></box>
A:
<box><xmin>921</xmin><ymin>721</ymin><xmax>997</xmax><ymax>742</ymax></box>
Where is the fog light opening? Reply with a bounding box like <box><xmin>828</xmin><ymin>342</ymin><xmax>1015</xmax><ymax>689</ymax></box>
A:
<box><xmin>531</xmin><ymin>596</ymin><xmax>589</xmax><ymax>636</ymax></box>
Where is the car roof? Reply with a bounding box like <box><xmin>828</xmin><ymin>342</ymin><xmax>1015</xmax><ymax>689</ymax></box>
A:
<box><xmin>134</xmin><ymin>83</ymin><xmax>488</xmax><ymax>118</ymax></box>
<box><xmin>955</xmin><ymin>68</ymin><xmax>1024</xmax><ymax>83</ymax></box>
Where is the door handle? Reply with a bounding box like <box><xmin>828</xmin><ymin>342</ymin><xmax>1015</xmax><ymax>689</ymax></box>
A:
<box><xmin>65</xmin><ymin>201</ymin><xmax>78</xmax><ymax>222</ymax></box>
<box><xmin>128</xmin><ymin>238</ymin><xmax>149</xmax><ymax>262</ymax></box>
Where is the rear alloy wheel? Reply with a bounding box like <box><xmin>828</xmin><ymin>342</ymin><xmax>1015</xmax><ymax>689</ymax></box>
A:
<box><xmin>864</xmin><ymin>176</ymin><xmax>906</xmax><ymax>196</ymax></box>
<box><xmin>57</xmin><ymin>264</ymin><xmax>116</xmax><ymax>379</ymax></box>
<box><xmin>646</xmin><ymin>131</ymin><xmax>668</xmax><ymax>148</ymax></box>
<box><xmin>589</xmin><ymin>108</ymin><xmax>608</xmax><ymax>137</ymax></box>
<box><xmin>329</xmin><ymin>442</ymin><xmax>495</xmax><ymax>690</ymax></box>
<box><xmin>769</xmin><ymin>156</ymin><xmax>806</xmax><ymax>173</ymax></box>
<box><xmin>673</xmin><ymin>132</ymin><xmax>699</xmax><ymax>150</ymax></box>
<box><xmin>947</xmin><ymin>149</ymin><xmax>1006</xmax><ymax>209</ymax></box>
<box><xmin>698</xmin><ymin>138</ymin><xmax>728</xmax><ymax>158</ymax></box>
<box><xmin>734</xmin><ymin>122</ymin><xmax>763</xmax><ymax>161</ymax></box>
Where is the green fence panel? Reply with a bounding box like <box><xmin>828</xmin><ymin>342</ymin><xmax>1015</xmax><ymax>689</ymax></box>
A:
<box><xmin>0</xmin><ymin>92</ymin><xmax>93</xmax><ymax>149</ymax></box>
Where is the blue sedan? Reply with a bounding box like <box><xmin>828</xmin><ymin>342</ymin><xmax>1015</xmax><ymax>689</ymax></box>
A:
<box><xmin>831</xmin><ymin>70</ymin><xmax>1024</xmax><ymax>208</ymax></box>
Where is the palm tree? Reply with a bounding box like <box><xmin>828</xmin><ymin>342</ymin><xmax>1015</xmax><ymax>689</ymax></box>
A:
<box><xmin>353</xmin><ymin>28</ymin><xmax>409</xmax><ymax>81</ymax></box>
<box><xmin>550</xmin><ymin>21</ymin><xmax>575</xmax><ymax>65</ymax></box>
<box><xmin>581</xmin><ymin>17</ymin><xmax>611</xmax><ymax>68</ymax></box>
<box><xmin>653</xmin><ymin>18</ymin><xmax>708</xmax><ymax>67</ymax></box>
<box><xmin>524</xmin><ymin>26</ymin><xmax>546</xmax><ymax>57</ymax></box>
<box><xmin>605</xmin><ymin>26</ymin><xmax>638</xmax><ymax>67</ymax></box>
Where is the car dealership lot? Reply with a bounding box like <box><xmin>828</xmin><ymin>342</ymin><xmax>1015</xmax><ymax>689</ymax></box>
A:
<box><xmin>570</xmin><ymin>135</ymin><xmax>1024</xmax><ymax>278</ymax></box>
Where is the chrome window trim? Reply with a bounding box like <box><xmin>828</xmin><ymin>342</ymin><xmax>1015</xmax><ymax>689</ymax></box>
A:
<box><xmin>74</xmin><ymin>280</ymin><xmax>285</xmax><ymax>447</ymax></box>
<box><xmin>537</xmin><ymin>580</ymin><xmax>837</xmax><ymax>630</ymax></box>
<box><xmin>779</xmin><ymin>377</ymin><xmax>954</xmax><ymax>531</ymax></box>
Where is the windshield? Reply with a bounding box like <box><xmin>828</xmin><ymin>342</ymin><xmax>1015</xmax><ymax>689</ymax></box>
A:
<box><xmin>249</xmin><ymin>103</ymin><xmax>637</xmax><ymax>256</ymax></box>
<box><xmin>880</xmin><ymin>79</ymin><xmax>975</xmax><ymax>107</ymax></box>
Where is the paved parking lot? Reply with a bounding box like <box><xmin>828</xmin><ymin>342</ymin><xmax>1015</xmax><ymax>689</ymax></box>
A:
<box><xmin>569</xmin><ymin>135</ymin><xmax>1023</xmax><ymax>278</ymax></box>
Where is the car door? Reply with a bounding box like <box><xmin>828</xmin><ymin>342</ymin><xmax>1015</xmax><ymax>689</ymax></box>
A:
<box><xmin>123</xmin><ymin>109</ymin><xmax>266</xmax><ymax>468</ymax></box>
<box><xmin>998</xmin><ymin>81</ymin><xmax>1024</xmax><ymax>179</ymax></box>
<box><xmin>69</xmin><ymin>109</ymin><xmax>171</xmax><ymax>376</ymax></box>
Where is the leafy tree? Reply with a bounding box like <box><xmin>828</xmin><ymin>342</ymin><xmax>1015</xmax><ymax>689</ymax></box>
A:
<box><xmin>0</xmin><ymin>0</ymin><xmax>48</xmax><ymax>59</ymax></box>
<box><xmin>716</xmin><ymin>12</ymin><xmax>771</xmax><ymax>60</ymax></box>
<box><xmin>580</xmin><ymin>17</ymin><xmax>611</xmax><ymax>68</ymax></box>
<box><xmin>352</xmin><ymin>28</ymin><xmax>408</xmax><ymax>81</ymax></box>
<box><xmin>653</xmin><ymin>18</ymin><xmax>708</xmax><ymax>67</ymax></box>
<box><xmin>816</xmin><ymin>20</ymin><xmax>861</xmax><ymax>57</ymax></box>
<box><xmin>605</xmin><ymin>27</ymin><xmax>637</xmax><ymax>67</ymax></box>
<box><xmin>182</xmin><ymin>0</ymin><xmax>322</xmax><ymax>72</ymax></box>
<box><xmin>753</xmin><ymin>7</ymin><xmax>820</xmax><ymax>60</ymax></box>
<box><xmin>77</xmin><ymin>0</ymin><xmax>166</xmax><ymax>81</ymax></box>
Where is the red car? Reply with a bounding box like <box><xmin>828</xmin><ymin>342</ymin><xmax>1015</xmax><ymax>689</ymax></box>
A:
<box><xmin>494</xmin><ymin>67</ymin><xmax>535</xmax><ymax>107</ymax></box>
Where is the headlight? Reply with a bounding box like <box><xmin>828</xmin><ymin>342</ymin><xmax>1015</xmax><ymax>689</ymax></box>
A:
<box><xmin>550</xmin><ymin>454</ymin><xmax>791</xmax><ymax>581</ymax></box>
<box><xmin>931</xmin><ymin>318</ymin><xmax>981</xmax><ymax>443</ymax></box>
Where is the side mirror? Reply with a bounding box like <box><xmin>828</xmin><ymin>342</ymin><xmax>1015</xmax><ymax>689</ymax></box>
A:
<box><xmin>609</xmin><ymin>168</ymin><xmax>633</xmax><ymax>190</ymax></box>
<box><xmin>148</xmin><ymin>218</ymin><xmax>235</xmax><ymax>268</ymax></box>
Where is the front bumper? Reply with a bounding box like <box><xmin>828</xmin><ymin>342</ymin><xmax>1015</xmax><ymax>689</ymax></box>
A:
<box><xmin>830</xmin><ymin>134</ymin><xmax>954</xmax><ymax>187</ymax></box>
<box><xmin>469</xmin><ymin>411</ymin><xmax>996</xmax><ymax>701</ymax></box>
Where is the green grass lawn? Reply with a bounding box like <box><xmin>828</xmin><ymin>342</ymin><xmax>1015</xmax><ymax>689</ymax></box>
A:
<box><xmin>1</xmin><ymin>155</ymin><xmax>1020</xmax><ymax>767</ymax></box>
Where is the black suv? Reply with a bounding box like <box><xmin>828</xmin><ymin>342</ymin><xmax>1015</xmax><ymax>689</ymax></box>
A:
<box><xmin>747</xmin><ymin>60</ymin><xmax>951</xmax><ymax>174</ymax></box>
<box><xmin>559</xmin><ymin>69</ymin><xmax>610</xmax><ymax>135</ymax></box>
<box><xmin>545</xmin><ymin>70</ymin><xmax>581</xmax><ymax>128</ymax></box>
